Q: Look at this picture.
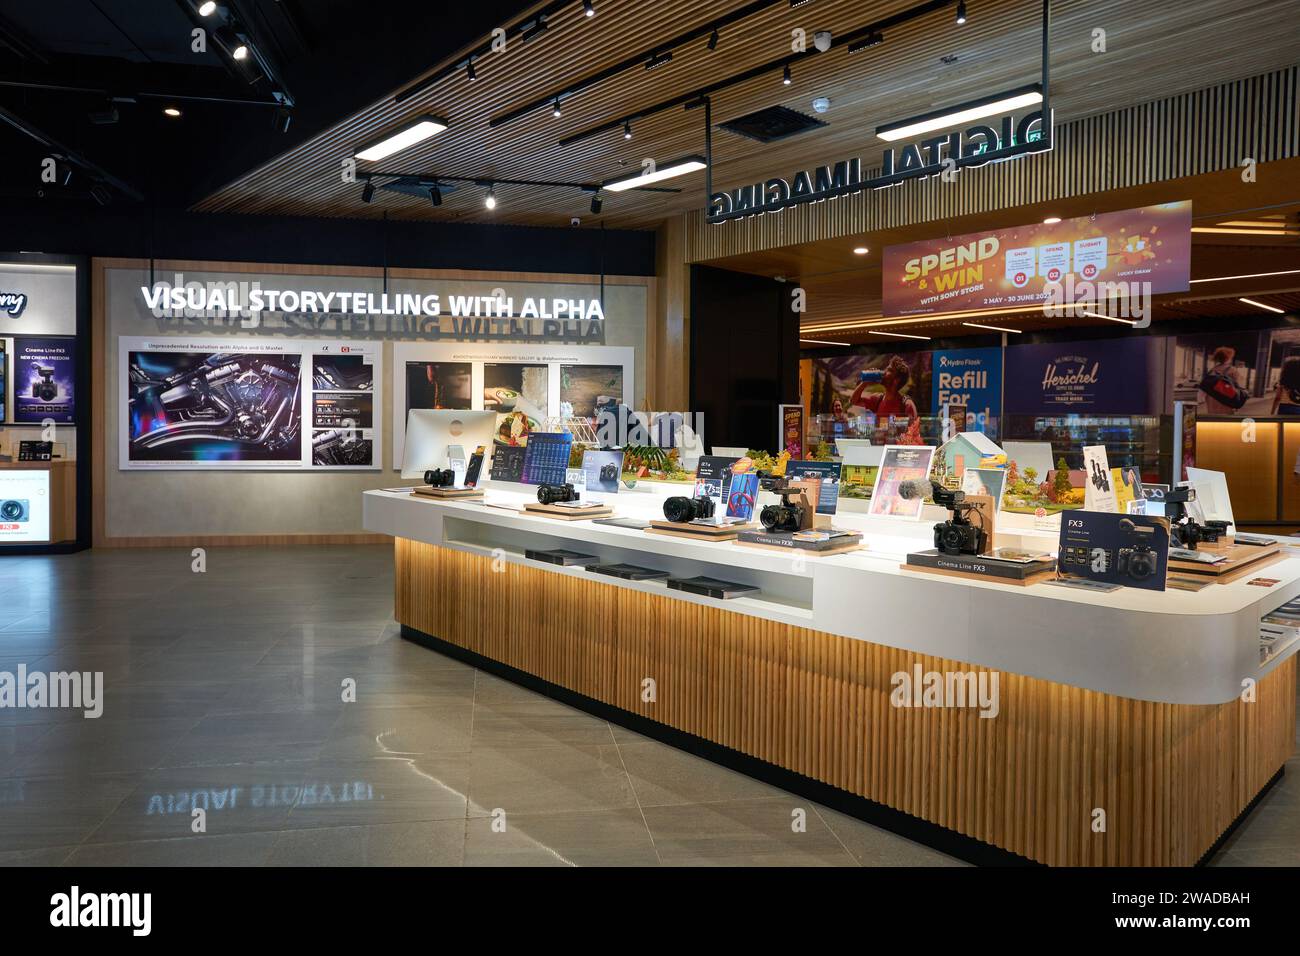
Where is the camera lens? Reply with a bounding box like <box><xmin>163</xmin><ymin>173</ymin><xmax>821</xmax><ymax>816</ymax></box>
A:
<box><xmin>663</xmin><ymin>496</ymin><xmax>694</xmax><ymax>524</ymax></box>
<box><xmin>0</xmin><ymin>501</ymin><xmax>22</xmax><ymax>521</ymax></box>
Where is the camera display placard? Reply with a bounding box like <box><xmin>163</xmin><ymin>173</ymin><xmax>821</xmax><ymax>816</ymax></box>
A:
<box><xmin>0</xmin><ymin>469</ymin><xmax>51</xmax><ymax>543</ymax></box>
<box><xmin>1057</xmin><ymin>511</ymin><xmax>1171</xmax><ymax>591</ymax></box>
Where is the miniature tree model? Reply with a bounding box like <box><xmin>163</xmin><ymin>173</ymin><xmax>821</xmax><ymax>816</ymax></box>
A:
<box><xmin>1054</xmin><ymin>457</ymin><xmax>1072</xmax><ymax>500</ymax></box>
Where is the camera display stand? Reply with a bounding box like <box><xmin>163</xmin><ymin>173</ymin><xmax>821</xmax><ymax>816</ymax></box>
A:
<box><xmin>902</xmin><ymin>550</ymin><xmax>1058</xmax><ymax>587</ymax></box>
<box><xmin>522</xmin><ymin>502</ymin><xmax>615</xmax><ymax>520</ymax></box>
<box><xmin>735</xmin><ymin>531</ymin><xmax>864</xmax><ymax>556</ymax></box>
<box><xmin>1168</xmin><ymin>541</ymin><xmax>1282</xmax><ymax>582</ymax></box>
<box><xmin>645</xmin><ymin>519</ymin><xmax>753</xmax><ymax>541</ymax></box>
<box><xmin>411</xmin><ymin>486</ymin><xmax>485</xmax><ymax>500</ymax></box>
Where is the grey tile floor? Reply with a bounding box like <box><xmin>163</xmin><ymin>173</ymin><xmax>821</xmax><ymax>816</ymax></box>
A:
<box><xmin>0</xmin><ymin>545</ymin><xmax>1295</xmax><ymax>866</ymax></box>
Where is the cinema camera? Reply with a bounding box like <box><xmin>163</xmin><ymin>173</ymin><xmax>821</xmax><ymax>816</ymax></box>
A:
<box><xmin>1162</xmin><ymin>486</ymin><xmax>1226</xmax><ymax>550</ymax></box>
<box><xmin>31</xmin><ymin>365</ymin><xmax>58</xmax><ymax>402</ymax></box>
<box><xmin>537</xmin><ymin>483</ymin><xmax>580</xmax><ymax>505</ymax></box>
<box><xmin>757</xmin><ymin>473</ymin><xmax>809</xmax><ymax>533</ymax></box>
<box><xmin>899</xmin><ymin>478</ymin><xmax>987</xmax><ymax>556</ymax></box>
<box><xmin>423</xmin><ymin>468</ymin><xmax>457</xmax><ymax>488</ymax></box>
<box><xmin>663</xmin><ymin>495</ymin><xmax>715</xmax><ymax>523</ymax></box>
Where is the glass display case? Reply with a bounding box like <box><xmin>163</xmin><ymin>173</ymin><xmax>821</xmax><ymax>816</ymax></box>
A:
<box><xmin>1001</xmin><ymin>414</ymin><xmax>1165</xmax><ymax>481</ymax></box>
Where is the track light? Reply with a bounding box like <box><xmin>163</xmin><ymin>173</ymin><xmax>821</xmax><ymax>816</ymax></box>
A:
<box><xmin>232</xmin><ymin>43</ymin><xmax>249</xmax><ymax>60</ymax></box>
<box><xmin>552</xmin><ymin>99</ymin><xmax>562</xmax><ymax>118</ymax></box>
<box><xmin>623</xmin><ymin>121</ymin><xmax>632</xmax><ymax>140</ymax></box>
<box><xmin>466</xmin><ymin>59</ymin><xmax>477</xmax><ymax>81</ymax></box>
<box><xmin>603</xmin><ymin>156</ymin><xmax>706</xmax><ymax>191</ymax></box>
<box><xmin>429</xmin><ymin>184</ymin><xmax>443</xmax><ymax>207</ymax></box>
<box><xmin>484</xmin><ymin>185</ymin><xmax>497</xmax><ymax>210</ymax></box>
<box><xmin>354</xmin><ymin>115</ymin><xmax>450</xmax><ymax>162</ymax></box>
<box><xmin>783</xmin><ymin>64</ymin><xmax>792</xmax><ymax>85</ymax></box>
<box><xmin>847</xmin><ymin>31</ymin><xmax>884</xmax><ymax>53</ymax></box>
<box><xmin>589</xmin><ymin>191</ymin><xmax>603</xmax><ymax>214</ymax></box>
<box><xmin>273</xmin><ymin>107</ymin><xmax>292</xmax><ymax>133</ymax></box>
<box><xmin>361</xmin><ymin>181</ymin><xmax>375</xmax><ymax>203</ymax></box>
<box><xmin>956</xmin><ymin>1</ymin><xmax>967</xmax><ymax>24</ymax></box>
<box><xmin>583</xmin><ymin>0</ymin><xmax>595</xmax><ymax>16</ymax></box>
<box><xmin>707</xmin><ymin>29</ymin><xmax>719</xmax><ymax>50</ymax></box>
<box><xmin>198</xmin><ymin>1</ymin><xmax>217</xmax><ymax>15</ymax></box>
<box><xmin>645</xmin><ymin>51</ymin><xmax>672</xmax><ymax>70</ymax></box>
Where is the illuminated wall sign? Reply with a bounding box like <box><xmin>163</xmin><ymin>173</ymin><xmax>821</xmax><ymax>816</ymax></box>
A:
<box><xmin>707</xmin><ymin>107</ymin><xmax>1050</xmax><ymax>224</ymax></box>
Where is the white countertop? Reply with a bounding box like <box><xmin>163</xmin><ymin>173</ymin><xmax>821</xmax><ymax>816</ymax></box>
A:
<box><xmin>364</xmin><ymin>483</ymin><xmax>1300</xmax><ymax>706</ymax></box>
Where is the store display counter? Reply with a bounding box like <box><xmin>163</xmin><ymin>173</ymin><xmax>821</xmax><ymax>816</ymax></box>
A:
<box><xmin>364</xmin><ymin>485</ymin><xmax>1298</xmax><ymax>867</ymax></box>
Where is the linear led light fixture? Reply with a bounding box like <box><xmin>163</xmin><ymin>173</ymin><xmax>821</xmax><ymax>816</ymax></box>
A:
<box><xmin>603</xmin><ymin>156</ymin><xmax>706</xmax><ymax>192</ymax></box>
<box><xmin>847</xmin><ymin>31</ymin><xmax>884</xmax><ymax>53</ymax></box>
<box><xmin>1079</xmin><ymin>310</ymin><xmax>1138</xmax><ymax>326</ymax></box>
<box><xmin>800</xmin><ymin>337</ymin><xmax>849</xmax><ymax>346</ymax></box>
<box><xmin>1191</xmin><ymin>226</ymin><xmax>1297</xmax><ymax>236</ymax></box>
<box><xmin>869</xmin><ymin>330</ymin><xmax>931</xmax><ymax>341</ymax></box>
<box><xmin>963</xmin><ymin>321</ymin><xmax>1021</xmax><ymax>333</ymax></box>
<box><xmin>354</xmin><ymin>115</ymin><xmax>449</xmax><ymax>162</ymax></box>
<box><xmin>1191</xmin><ymin>268</ymin><xmax>1300</xmax><ymax>284</ymax></box>
<box><xmin>645</xmin><ymin>51</ymin><xmax>673</xmax><ymax>70</ymax></box>
<box><xmin>790</xmin><ymin>0</ymin><xmax>815</xmax><ymax>7</ymax></box>
<box><xmin>1240</xmin><ymin>297</ymin><xmax>1286</xmax><ymax>314</ymax></box>
<box><xmin>876</xmin><ymin>84</ymin><xmax>1043</xmax><ymax>142</ymax></box>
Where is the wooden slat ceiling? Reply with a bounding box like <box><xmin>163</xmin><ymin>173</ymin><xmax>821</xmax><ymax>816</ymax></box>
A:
<box><xmin>195</xmin><ymin>0</ymin><xmax>1300</xmax><ymax>229</ymax></box>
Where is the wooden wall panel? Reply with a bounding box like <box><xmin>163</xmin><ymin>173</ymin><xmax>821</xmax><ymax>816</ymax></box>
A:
<box><xmin>1196</xmin><ymin>421</ymin><xmax>1280</xmax><ymax>522</ymax></box>
<box><xmin>395</xmin><ymin>539</ymin><xmax>1296</xmax><ymax>866</ymax></box>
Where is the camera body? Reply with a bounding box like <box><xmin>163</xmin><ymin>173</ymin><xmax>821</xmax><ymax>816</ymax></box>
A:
<box><xmin>757</xmin><ymin>473</ymin><xmax>811</xmax><ymax>533</ymax></box>
<box><xmin>929</xmin><ymin>482</ymin><xmax>987</xmax><ymax>556</ymax></box>
<box><xmin>537</xmin><ymin>483</ymin><xmax>579</xmax><ymax>505</ymax></box>
<box><xmin>1116</xmin><ymin>543</ymin><xmax>1158</xmax><ymax>581</ymax></box>
<box><xmin>599</xmin><ymin>462</ymin><xmax>618</xmax><ymax>483</ymax></box>
<box><xmin>424</xmin><ymin>468</ymin><xmax>456</xmax><ymax>488</ymax></box>
<box><xmin>663</xmin><ymin>495</ymin><xmax>715</xmax><ymax>523</ymax></box>
<box><xmin>31</xmin><ymin>365</ymin><xmax>58</xmax><ymax>402</ymax></box>
<box><xmin>0</xmin><ymin>499</ymin><xmax>30</xmax><ymax>523</ymax></box>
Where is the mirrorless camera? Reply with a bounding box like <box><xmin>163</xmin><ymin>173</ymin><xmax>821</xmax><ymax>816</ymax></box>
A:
<box><xmin>758</xmin><ymin>473</ymin><xmax>808</xmax><ymax>533</ymax></box>
<box><xmin>663</xmin><ymin>495</ymin><xmax>715</xmax><ymax>523</ymax></box>
<box><xmin>930</xmin><ymin>482</ymin><xmax>986</xmax><ymax>556</ymax></box>
<box><xmin>0</xmin><ymin>500</ymin><xmax>30</xmax><ymax>523</ymax></box>
<box><xmin>599</xmin><ymin>462</ymin><xmax>618</xmax><ymax>483</ymax></box>
<box><xmin>1116</xmin><ymin>517</ymin><xmax>1159</xmax><ymax>581</ymax></box>
<box><xmin>424</xmin><ymin>468</ymin><xmax>456</xmax><ymax>488</ymax></box>
<box><xmin>31</xmin><ymin>365</ymin><xmax>58</xmax><ymax>402</ymax></box>
<box><xmin>537</xmin><ymin>483</ymin><xmax>579</xmax><ymax>505</ymax></box>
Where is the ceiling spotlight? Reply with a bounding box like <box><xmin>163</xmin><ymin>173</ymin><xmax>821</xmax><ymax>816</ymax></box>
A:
<box><xmin>198</xmin><ymin>1</ymin><xmax>218</xmax><ymax>15</ymax></box>
<box><xmin>163</xmin><ymin>106</ymin><xmax>182</xmax><ymax>117</ymax></box>
<box><xmin>552</xmin><ymin>99</ymin><xmax>562</xmax><ymax>118</ymax></box>
<box><xmin>645</xmin><ymin>51</ymin><xmax>672</xmax><ymax>70</ymax></box>
<box><xmin>428</xmin><ymin>184</ymin><xmax>443</xmax><ymax>207</ymax></box>
<box><xmin>847</xmin><ymin>31</ymin><xmax>884</xmax><ymax>53</ymax></box>
<box><xmin>853</xmin><ymin>246</ymin><xmax>868</xmax><ymax>255</ymax></box>
<box><xmin>232</xmin><ymin>43</ymin><xmax>249</xmax><ymax>60</ymax></box>
<box><xmin>484</xmin><ymin>185</ymin><xmax>497</xmax><ymax>210</ymax></box>
<box><xmin>782</xmin><ymin>64</ymin><xmax>792</xmax><ymax>85</ymax></box>
<box><xmin>623</xmin><ymin>121</ymin><xmax>632</xmax><ymax>140</ymax></box>
<box><xmin>354</xmin><ymin>115</ymin><xmax>450</xmax><ymax>162</ymax></box>
<box><xmin>956</xmin><ymin>0</ymin><xmax>968</xmax><ymax>25</ymax></box>
<box><xmin>707</xmin><ymin>29</ymin><xmax>719</xmax><ymax>51</ymax></box>
<box><xmin>583</xmin><ymin>0</ymin><xmax>595</xmax><ymax>16</ymax></box>
<box><xmin>466</xmin><ymin>58</ymin><xmax>477</xmax><ymax>81</ymax></box>
<box><xmin>361</xmin><ymin>181</ymin><xmax>375</xmax><ymax>203</ymax></box>
<box><xmin>590</xmin><ymin>192</ymin><xmax>602</xmax><ymax>214</ymax></box>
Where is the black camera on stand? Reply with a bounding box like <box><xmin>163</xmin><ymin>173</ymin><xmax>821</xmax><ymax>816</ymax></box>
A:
<box><xmin>1163</xmin><ymin>486</ymin><xmax>1221</xmax><ymax>550</ymax></box>
<box><xmin>424</xmin><ymin>468</ymin><xmax>456</xmax><ymax>488</ymax></box>
<box><xmin>537</xmin><ymin>483</ymin><xmax>579</xmax><ymax>505</ymax></box>
<box><xmin>758</xmin><ymin>473</ymin><xmax>808</xmax><ymax>533</ymax></box>
<box><xmin>663</xmin><ymin>495</ymin><xmax>715</xmax><ymax>523</ymax></box>
<box><xmin>928</xmin><ymin>481</ymin><xmax>987</xmax><ymax>556</ymax></box>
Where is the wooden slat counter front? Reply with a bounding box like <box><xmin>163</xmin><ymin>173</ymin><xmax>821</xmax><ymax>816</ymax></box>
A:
<box><xmin>365</xmin><ymin>487</ymin><xmax>1298</xmax><ymax>867</ymax></box>
<box><xmin>0</xmin><ymin>460</ymin><xmax>77</xmax><ymax>543</ymax></box>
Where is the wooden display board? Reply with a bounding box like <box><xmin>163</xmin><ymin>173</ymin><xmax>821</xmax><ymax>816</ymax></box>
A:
<box><xmin>645</xmin><ymin>520</ymin><xmax>753</xmax><ymax>541</ymax></box>
<box><xmin>522</xmin><ymin>502</ymin><xmax>614</xmax><ymax>520</ymax></box>
<box><xmin>411</xmin><ymin>486</ymin><xmax>484</xmax><ymax>500</ymax></box>
<box><xmin>1168</xmin><ymin>542</ymin><xmax>1283</xmax><ymax>583</ymax></box>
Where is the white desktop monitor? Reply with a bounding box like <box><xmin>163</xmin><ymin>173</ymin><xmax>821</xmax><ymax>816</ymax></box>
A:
<box><xmin>401</xmin><ymin>409</ymin><xmax>498</xmax><ymax>479</ymax></box>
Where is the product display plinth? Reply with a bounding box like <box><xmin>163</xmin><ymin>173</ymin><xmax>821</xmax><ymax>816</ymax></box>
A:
<box><xmin>524</xmin><ymin>548</ymin><xmax>596</xmax><ymax>566</ymax></box>
<box><xmin>411</xmin><ymin>486</ymin><xmax>484</xmax><ymax>500</ymax></box>
<box><xmin>1169</xmin><ymin>542</ymin><xmax>1282</xmax><ymax>582</ymax></box>
<box><xmin>736</xmin><ymin>529</ymin><xmax>864</xmax><ymax>556</ymax></box>
<box><xmin>645</xmin><ymin>519</ymin><xmax>753</xmax><ymax>541</ymax></box>
<box><xmin>902</xmin><ymin>549</ymin><xmax>1057</xmax><ymax>586</ymax></box>
<box><xmin>522</xmin><ymin>502</ymin><xmax>615</xmax><ymax>520</ymax></box>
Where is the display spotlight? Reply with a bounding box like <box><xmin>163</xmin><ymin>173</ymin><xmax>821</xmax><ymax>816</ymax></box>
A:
<box><xmin>466</xmin><ymin>58</ymin><xmax>477</xmax><ymax>81</ymax></box>
<box><xmin>956</xmin><ymin>0</ymin><xmax>968</xmax><ymax>24</ymax></box>
<box><xmin>361</xmin><ymin>181</ymin><xmax>375</xmax><ymax>203</ymax></box>
<box><xmin>707</xmin><ymin>29</ymin><xmax>719</xmax><ymax>50</ymax></box>
<box><xmin>552</xmin><ymin>99</ymin><xmax>562</xmax><ymax>118</ymax></box>
<box><xmin>783</xmin><ymin>64</ymin><xmax>792</xmax><ymax>85</ymax></box>
<box><xmin>583</xmin><ymin>0</ymin><xmax>595</xmax><ymax>16</ymax></box>
<box><xmin>232</xmin><ymin>43</ymin><xmax>249</xmax><ymax>60</ymax></box>
<box><xmin>590</xmin><ymin>192</ymin><xmax>602</xmax><ymax>214</ymax></box>
<box><xmin>623</xmin><ymin>121</ymin><xmax>632</xmax><ymax>140</ymax></box>
<box><xmin>428</xmin><ymin>184</ymin><xmax>443</xmax><ymax>207</ymax></box>
<box><xmin>484</xmin><ymin>185</ymin><xmax>497</xmax><ymax>210</ymax></box>
<box><xmin>198</xmin><ymin>1</ymin><xmax>217</xmax><ymax>15</ymax></box>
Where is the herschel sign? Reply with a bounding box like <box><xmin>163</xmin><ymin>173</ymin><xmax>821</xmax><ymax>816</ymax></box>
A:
<box><xmin>708</xmin><ymin>88</ymin><xmax>1050</xmax><ymax>223</ymax></box>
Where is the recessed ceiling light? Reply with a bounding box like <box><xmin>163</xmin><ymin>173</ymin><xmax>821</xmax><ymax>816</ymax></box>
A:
<box><xmin>1240</xmin><ymin>297</ymin><xmax>1285</xmax><ymax>314</ymax></box>
<box><xmin>232</xmin><ymin>43</ymin><xmax>249</xmax><ymax>60</ymax></box>
<box><xmin>853</xmin><ymin>246</ymin><xmax>869</xmax><ymax>255</ymax></box>
<box><xmin>354</xmin><ymin>116</ymin><xmax>450</xmax><ymax>162</ymax></box>
<box><xmin>198</xmin><ymin>1</ymin><xmax>217</xmax><ymax>15</ymax></box>
<box><xmin>877</xmin><ymin>86</ymin><xmax>1043</xmax><ymax>142</ymax></box>
<box><xmin>603</xmin><ymin>156</ymin><xmax>706</xmax><ymax>192</ymax></box>
<box><xmin>1043</xmin><ymin>216</ymin><xmax>1061</xmax><ymax>224</ymax></box>
<box><xmin>163</xmin><ymin>106</ymin><xmax>182</xmax><ymax>117</ymax></box>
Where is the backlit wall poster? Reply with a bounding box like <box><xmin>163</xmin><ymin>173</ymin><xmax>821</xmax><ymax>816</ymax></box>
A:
<box><xmin>119</xmin><ymin>337</ymin><xmax>382</xmax><ymax>470</ymax></box>
<box><xmin>14</xmin><ymin>336</ymin><xmax>76</xmax><ymax>424</ymax></box>
<box><xmin>882</xmin><ymin>202</ymin><xmax>1192</xmax><ymax>318</ymax></box>
<box><xmin>1003</xmin><ymin>337</ymin><xmax>1163</xmax><ymax>415</ymax></box>
<box><xmin>391</xmin><ymin>342</ymin><xmax>634</xmax><ymax>470</ymax></box>
<box><xmin>802</xmin><ymin>352</ymin><xmax>932</xmax><ymax>447</ymax></box>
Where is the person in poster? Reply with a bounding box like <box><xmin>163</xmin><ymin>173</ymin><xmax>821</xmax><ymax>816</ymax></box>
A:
<box><xmin>15</xmin><ymin>337</ymin><xmax>75</xmax><ymax>424</ymax></box>
<box><xmin>1271</xmin><ymin>357</ymin><xmax>1300</xmax><ymax>415</ymax></box>
<box><xmin>849</xmin><ymin>356</ymin><xmax>919</xmax><ymax>420</ymax></box>
<box><xmin>1201</xmin><ymin>346</ymin><xmax>1248</xmax><ymax>415</ymax></box>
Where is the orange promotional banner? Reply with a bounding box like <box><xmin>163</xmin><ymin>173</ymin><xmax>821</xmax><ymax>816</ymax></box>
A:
<box><xmin>881</xmin><ymin>202</ymin><xmax>1192</xmax><ymax>318</ymax></box>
